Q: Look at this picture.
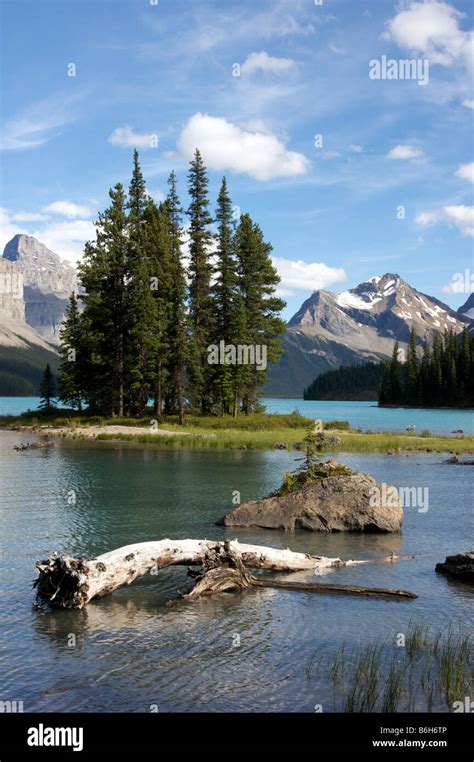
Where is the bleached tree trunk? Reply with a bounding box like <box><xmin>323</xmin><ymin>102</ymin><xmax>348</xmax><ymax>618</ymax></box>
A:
<box><xmin>34</xmin><ymin>538</ymin><xmax>414</xmax><ymax>609</ymax></box>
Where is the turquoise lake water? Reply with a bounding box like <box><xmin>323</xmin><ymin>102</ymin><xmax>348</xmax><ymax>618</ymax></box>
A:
<box><xmin>0</xmin><ymin>429</ymin><xmax>472</xmax><ymax>712</ymax></box>
<box><xmin>0</xmin><ymin>397</ymin><xmax>473</xmax><ymax>435</ymax></box>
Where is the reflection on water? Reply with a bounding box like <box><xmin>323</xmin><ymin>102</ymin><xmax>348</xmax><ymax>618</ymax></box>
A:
<box><xmin>0</xmin><ymin>430</ymin><xmax>472</xmax><ymax>712</ymax></box>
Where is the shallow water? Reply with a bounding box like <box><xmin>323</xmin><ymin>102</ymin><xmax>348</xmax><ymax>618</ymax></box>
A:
<box><xmin>0</xmin><ymin>431</ymin><xmax>472</xmax><ymax>712</ymax></box>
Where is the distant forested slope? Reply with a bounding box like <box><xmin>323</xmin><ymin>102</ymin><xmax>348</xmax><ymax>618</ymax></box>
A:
<box><xmin>304</xmin><ymin>362</ymin><xmax>384</xmax><ymax>401</ymax></box>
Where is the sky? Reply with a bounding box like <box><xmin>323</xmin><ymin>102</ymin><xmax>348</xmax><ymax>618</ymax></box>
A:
<box><xmin>0</xmin><ymin>0</ymin><xmax>473</xmax><ymax>320</ymax></box>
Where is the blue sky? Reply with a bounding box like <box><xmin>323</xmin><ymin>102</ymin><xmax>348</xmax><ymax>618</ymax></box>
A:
<box><xmin>1</xmin><ymin>0</ymin><xmax>473</xmax><ymax>319</ymax></box>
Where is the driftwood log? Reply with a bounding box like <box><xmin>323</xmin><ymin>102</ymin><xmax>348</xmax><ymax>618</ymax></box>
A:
<box><xmin>34</xmin><ymin>538</ymin><xmax>416</xmax><ymax>609</ymax></box>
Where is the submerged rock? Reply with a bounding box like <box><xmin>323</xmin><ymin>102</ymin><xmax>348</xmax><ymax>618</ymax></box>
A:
<box><xmin>217</xmin><ymin>462</ymin><xmax>403</xmax><ymax>533</ymax></box>
<box><xmin>435</xmin><ymin>552</ymin><xmax>474</xmax><ymax>581</ymax></box>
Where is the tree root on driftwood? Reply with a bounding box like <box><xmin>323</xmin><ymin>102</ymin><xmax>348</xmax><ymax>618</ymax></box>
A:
<box><xmin>34</xmin><ymin>538</ymin><xmax>416</xmax><ymax>609</ymax></box>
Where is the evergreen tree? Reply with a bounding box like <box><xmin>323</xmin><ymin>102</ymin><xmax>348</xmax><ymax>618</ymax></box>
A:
<box><xmin>405</xmin><ymin>327</ymin><xmax>419</xmax><ymax>405</ymax></box>
<box><xmin>58</xmin><ymin>150</ymin><xmax>289</xmax><ymax>419</ymax></box>
<box><xmin>389</xmin><ymin>342</ymin><xmax>402</xmax><ymax>404</ymax></box>
<box><xmin>212</xmin><ymin>177</ymin><xmax>238</xmax><ymax>414</ymax></box>
<box><xmin>39</xmin><ymin>363</ymin><xmax>56</xmax><ymax>411</ymax></box>
<box><xmin>126</xmin><ymin>152</ymin><xmax>157</xmax><ymax>415</ymax></box>
<box><xmin>186</xmin><ymin>149</ymin><xmax>214</xmax><ymax>412</ymax></box>
<box><xmin>78</xmin><ymin>184</ymin><xmax>129</xmax><ymax>415</ymax></box>
<box><xmin>379</xmin><ymin>329</ymin><xmax>473</xmax><ymax>408</ymax></box>
<box><xmin>58</xmin><ymin>293</ymin><xmax>84</xmax><ymax>410</ymax></box>
<box><xmin>235</xmin><ymin>214</ymin><xmax>286</xmax><ymax>413</ymax></box>
<box><xmin>164</xmin><ymin>171</ymin><xmax>188</xmax><ymax>424</ymax></box>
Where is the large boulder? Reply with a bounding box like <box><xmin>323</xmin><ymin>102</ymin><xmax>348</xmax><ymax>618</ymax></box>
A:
<box><xmin>435</xmin><ymin>552</ymin><xmax>474</xmax><ymax>581</ymax></box>
<box><xmin>218</xmin><ymin>466</ymin><xmax>403</xmax><ymax>533</ymax></box>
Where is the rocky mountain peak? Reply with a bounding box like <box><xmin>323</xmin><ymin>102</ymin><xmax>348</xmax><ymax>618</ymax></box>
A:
<box><xmin>2</xmin><ymin>234</ymin><xmax>78</xmax><ymax>343</ymax></box>
<box><xmin>3</xmin><ymin>234</ymin><xmax>77</xmax><ymax>296</ymax></box>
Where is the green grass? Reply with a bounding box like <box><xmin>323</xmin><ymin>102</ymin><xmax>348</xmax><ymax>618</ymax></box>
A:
<box><xmin>307</xmin><ymin>622</ymin><xmax>472</xmax><ymax>713</ymax></box>
<box><xmin>1</xmin><ymin>409</ymin><xmax>473</xmax><ymax>453</ymax></box>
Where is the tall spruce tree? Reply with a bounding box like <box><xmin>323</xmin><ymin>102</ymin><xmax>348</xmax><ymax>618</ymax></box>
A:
<box><xmin>164</xmin><ymin>171</ymin><xmax>188</xmax><ymax>424</ymax></box>
<box><xmin>58</xmin><ymin>293</ymin><xmax>84</xmax><ymax>410</ymax></box>
<box><xmin>186</xmin><ymin>149</ymin><xmax>214</xmax><ymax>412</ymax></box>
<box><xmin>235</xmin><ymin>213</ymin><xmax>286</xmax><ymax>413</ymax></box>
<box><xmin>212</xmin><ymin>177</ymin><xmax>238</xmax><ymax>414</ymax></box>
<box><xmin>144</xmin><ymin>198</ymin><xmax>173</xmax><ymax>414</ymax></box>
<box><xmin>78</xmin><ymin>184</ymin><xmax>129</xmax><ymax>415</ymax></box>
<box><xmin>126</xmin><ymin>151</ymin><xmax>157</xmax><ymax>415</ymax></box>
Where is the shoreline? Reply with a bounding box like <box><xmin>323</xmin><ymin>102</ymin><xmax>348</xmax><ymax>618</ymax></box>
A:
<box><xmin>3</xmin><ymin>421</ymin><xmax>473</xmax><ymax>454</ymax></box>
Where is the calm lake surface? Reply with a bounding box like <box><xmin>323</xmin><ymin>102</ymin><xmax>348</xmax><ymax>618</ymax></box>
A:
<box><xmin>0</xmin><ymin>429</ymin><xmax>472</xmax><ymax>712</ymax></box>
<box><xmin>1</xmin><ymin>396</ymin><xmax>473</xmax><ymax>435</ymax></box>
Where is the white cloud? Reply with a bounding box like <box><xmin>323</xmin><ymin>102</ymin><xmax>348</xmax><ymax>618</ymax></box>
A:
<box><xmin>240</xmin><ymin>50</ymin><xmax>296</xmax><ymax>75</ymax></box>
<box><xmin>148</xmin><ymin>189</ymin><xmax>166</xmax><ymax>203</ymax></box>
<box><xmin>10</xmin><ymin>211</ymin><xmax>49</xmax><ymax>222</ymax></box>
<box><xmin>43</xmin><ymin>201</ymin><xmax>92</xmax><ymax>218</ymax></box>
<box><xmin>271</xmin><ymin>256</ymin><xmax>346</xmax><ymax>296</ymax></box>
<box><xmin>415</xmin><ymin>210</ymin><xmax>439</xmax><ymax>226</ymax></box>
<box><xmin>384</xmin><ymin>1</ymin><xmax>473</xmax><ymax>69</ymax></box>
<box><xmin>462</xmin><ymin>99</ymin><xmax>474</xmax><ymax>109</ymax></box>
<box><xmin>444</xmin><ymin>205</ymin><xmax>474</xmax><ymax>237</ymax></box>
<box><xmin>386</xmin><ymin>144</ymin><xmax>424</xmax><ymax>160</ymax></box>
<box><xmin>456</xmin><ymin>162</ymin><xmax>474</xmax><ymax>183</ymax></box>
<box><xmin>177</xmin><ymin>113</ymin><xmax>309</xmax><ymax>181</ymax></box>
<box><xmin>108</xmin><ymin>125</ymin><xmax>158</xmax><ymax>149</ymax></box>
<box><xmin>349</xmin><ymin>144</ymin><xmax>364</xmax><ymax>153</ymax></box>
<box><xmin>0</xmin><ymin>208</ymin><xmax>22</xmax><ymax>252</ymax></box>
<box><xmin>32</xmin><ymin>220</ymin><xmax>95</xmax><ymax>262</ymax></box>
<box><xmin>0</xmin><ymin>92</ymin><xmax>82</xmax><ymax>150</ymax></box>
<box><xmin>415</xmin><ymin>205</ymin><xmax>474</xmax><ymax>237</ymax></box>
<box><xmin>0</xmin><ymin>208</ymin><xmax>94</xmax><ymax>263</ymax></box>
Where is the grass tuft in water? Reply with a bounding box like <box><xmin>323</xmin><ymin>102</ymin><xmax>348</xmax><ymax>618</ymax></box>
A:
<box><xmin>306</xmin><ymin>622</ymin><xmax>472</xmax><ymax>713</ymax></box>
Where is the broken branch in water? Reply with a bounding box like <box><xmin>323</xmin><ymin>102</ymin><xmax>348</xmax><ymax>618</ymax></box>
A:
<box><xmin>34</xmin><ymin>538</ymin><xmax>416</xmax><ymax>609</ymax></box>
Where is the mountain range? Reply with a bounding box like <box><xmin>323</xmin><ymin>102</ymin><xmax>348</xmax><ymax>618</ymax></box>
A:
<box><xmin>0</xmin><ymin>235</ymin><xmax>472</xmax><ymax>397</ymax></box>
<box><xmin>265</xmin><ymin>273</ymin><xmax>471</xmax><ymax>396</ymax></box>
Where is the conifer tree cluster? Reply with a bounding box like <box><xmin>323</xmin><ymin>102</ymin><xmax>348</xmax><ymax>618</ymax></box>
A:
<box><xmin>304</xmin><ymin>361</ymin><xmax>385</xmax><ymax>400</ymax></box>
<box><xmin>58</xmin><ymin>150</ymin><xmax>286</xmax><ymax>419</ymax></box>
<box><xmin>379</xmin><ymin>327</ymin><xmax>473</xmax><ymax>407</ymax></box>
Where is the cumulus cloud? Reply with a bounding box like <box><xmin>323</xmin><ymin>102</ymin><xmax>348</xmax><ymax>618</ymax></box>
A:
<box><xmin>456</xmin><ymin>162</ymin><xmax>474</xmax><ymax>183</ymax></box>
<box><xmin>462</xmin><ymin>99</ymin><xmax>474</xmax><ymax>109</ymax></box>
<box><xmin>108</xmin><ymin>126</ymin><xmax>158</xmax><ymax>149</ymax></box>
<box><xmin>240</xmin><ymin>50</ymin><xmax>296</xmax><ymax>75</ymax></box>
<box><xmin>348</xmin><ymin>144</ymin><xmax>364</xmax><ymax>153</ymax></box>
<box><xmin>444</xmin><ymin>205</ymin><xmax>474</xmax><ymax>236</ymax></box>
<box><xmin>271</xmin><ymin>256</ymin><xmax>346</xmax><ymax>296</ymax></box>
<box><xmin>415</xmin><ymin>205</ymin><xmax>474</xmax><ymax>237</ymax></box>
<box><xmin>384</xmin><ymin>1</ymin><xmax>473</xmax><ymax>69</ymax></box>
<box><xmin>32</xmin><ymin>219</ymin><xmax>95</xmax><ymax>262</ymax></box>
<box><xmin>0</xmin><ymin>207</ymin><xmax>94</xmax><ymax>263</ymax></box>
<box><xmin>177</xmin><ymin>113</ymin><xmax>309</xmax><ymax>181</ymax></box>
<box><xmin>386</xmin><ymin>144</ymin><xmax>424</xmax><ymax>160</ymax></box>
<box><xmin>43</xmin><ymin>200</ymin><xmax>92</xmax><ymax>218</ymax></box>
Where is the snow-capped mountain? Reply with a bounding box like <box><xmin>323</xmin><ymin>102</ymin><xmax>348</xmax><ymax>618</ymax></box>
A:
<box><xmin>266</xmin><ymin>273</ymin><xmax>469</xmax><ymax>397</ymax></box>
